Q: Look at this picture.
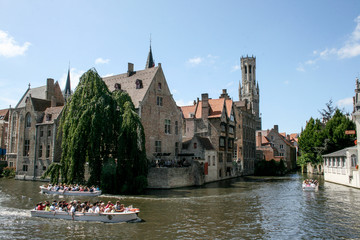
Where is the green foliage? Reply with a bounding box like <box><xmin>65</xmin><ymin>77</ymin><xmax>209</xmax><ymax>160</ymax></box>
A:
<box><xmin>44</xmin><ymin>68</ymin><xmax>148</xmax><ymax>194</ymax></box>
<box><xmin>41</xmin><ymin>163</ymin><xmax>61</xmax><ymax>184</ymax></box>
<box><xmin>299</xmin><ymin>109</ymin><xmax>356</xmax><ymax>165</ymax></box>
<box><xmin>254</xmin><ymin>159</ymin><xmax>287</xmax><ymax>176</ymax></box>
<box><xmin>2</xmin><ymin>167</ymin><xmax>16</xmax><ymax>178</ymax></box>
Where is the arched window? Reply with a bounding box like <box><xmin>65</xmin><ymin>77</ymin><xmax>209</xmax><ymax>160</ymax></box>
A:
<box><xmin>351</xmin><ymin>154</ymin><xmax>357</xmax><ymax>167</ymax></box>
<box><xmin>25</xmin><ymin>113</ymin><xmax>31</xmax><ymax>128</ymax></box>
<box><xmin>249</xmin><ymin>65</ymin><xmax>252</xmax><ymax>73</ymax></box>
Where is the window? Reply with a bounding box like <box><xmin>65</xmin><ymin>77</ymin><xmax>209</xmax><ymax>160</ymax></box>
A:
<box><xmin>175</xmin><ymin>142</ymin><xmax>179</xmax><ymax>156</ymax></box>
<box><xmin>219</xmin><ymin>137</ymin><xmax>225</xmax><ymax>147</ymax></box>
<box><xmin>351</xmin><ymin>154</ymin><xmax>357</xmax><ymax>167</ymax></box>
<box><xmin>43</xmin><ymin>166</ymin><xmax>46</xmax><ymax>171</ymax></box>
<box><xmin>212</xmin><ymin>156</ymin><xmax>215</xmax><ymax>166</ymax></box>
<box><xmin>46</xmin><ymin>144</ymin><xmax>50</xmax><ymax>158</ymax></box>
<box><xmin>244</xmin><ymin>66</ymin><xmax>247</xmax><ymax>74</ymax></box>
<box><xmin>158</xmin><ymin>83</ymin><xmax>162</xmax><ymax>90</ymax></box>
<box><xmin>233</xmin><ymin>143</ymin><xmax>238</xmax><ymax>160</ymax></box>
<box><xmin>135</xmin><ymin>79</ymin><xmax>143</xmax><ymax>89</ymax></box>
<box><xmin>39</xmin><ymin>145</ymin><xmax>42</xmax><ymax>158</ymax></box>
<box><xmin>221</xmin><ymin>124</ymin><xmax>226</xmax><ymax>132</ymax></box>
<box><xmin>342</xmin><ymin>158</ymin><xmax>346</xmax><ymax>167</ymax></box>
<box><xmin>279</xmin><ymin>153</ymin><xmax>284</xmax><ymax>156</ymax></box>
<box><xmin>280</xmin><ymin>144</ymin><xmax>284</xmax><ymax>149</ymax></box>
<box><xmin>227</xmin><ymin>153</ymin><xmax>232</xmax><ymax>162</ymax></box>
<box><xmin>165</xmin><ymin>119</ymin><xmax>171</xmax><ymax>134</ymax></box>
<box><xmin>230</xmin><ymin>114</ymin><xmax>234</xmax><ymax>122</ymax></box>
<box><xmin>155</xmin><ymin>141</ymin><xmax>161</xmax><ymax>153</ymax></box>
<box><xmin>337</xmin><ymin>157</ymin><xmax>340</xmax><ymax>167</ymax></box>
<box><xmin>46</xmin><ymin>114</ymin><xmax>52</xmax><ymax>121</ymax></box>
<box><xmin>175</xmin><ymin>121</ymin><xmax>178</xmax><ymax>135</ymax></box>
<box><xmin>193</xmin><ymin>143</ymin><xmax>197</xmax><ymax>149</ymax></box>
<box><xmin>229</xmin><ymin>126</ymin><xmax>234</xmax><ymax>134</ymax></box>
<box><xmin>228</xmin><ymin>139</ymin><xmax>233</xmax><ymax>149</ymax></box>
<box><xmin>114</xmin><ymin>83</ymin><xmax>121</xmax><ymax>90</ymax></box>
<box><xmin>25</xmin><ymin>113</ymin><xmax>31</xmax><ymax>128</ymax></box>
<box><xmin>249</xmin><ymin>65</ymin><xmax>252</xmax><ymax>73</ymax></box>
<box><xmin>48</xmin><ymin>130</ymin><xmax>51</xmax><ymax>137</ymax></box>
<box><xmin>332</xmin><ymin>158</ymin><xmax>336</xmax><ymax>167</ymax></box>
<box><xmin>157</xmin><ymin>96</ymin><xmax>163</xmax><ymax>106</ymax></box>
<box><xmin>40</xmin><ymin>129</ymin><xmax>44</xmax><ymax>137</ymax></box>
<box><xmin>218</xmin><ymin>152</ymin><xmax>223</xmax><ymax>162</ymax></box>
<box><xmin>22</xmin><ymin>165</ymin><xmax>28</xmax><ymax>171</ymax></box>
<box><xmin>208</xmin><ymin>156</ymin><xmax>211</xmax><ymax>165</ymax></box>
<box><xmin>24</xmin><ymin>139</ymin><xmax>30</xmax><ymax>156</ymax></box>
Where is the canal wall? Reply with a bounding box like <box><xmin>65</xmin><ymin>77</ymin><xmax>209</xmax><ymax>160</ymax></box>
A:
<box><xmin>147</xmin><ymin>161</ymin><xmax>205</xmax><ymax>188</ymax></box>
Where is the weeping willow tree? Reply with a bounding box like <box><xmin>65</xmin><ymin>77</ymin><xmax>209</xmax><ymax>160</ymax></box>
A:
<box><xmin>43</xmin><ymin>68</ymin><xmax>148</xmax><ymax>194</ymax></box>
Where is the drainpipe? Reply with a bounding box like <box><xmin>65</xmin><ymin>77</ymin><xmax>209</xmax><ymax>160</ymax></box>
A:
<box><xmin>33</xmin><ymin>124</ymin><xmax>38</xmax><ymax>180</ymax></box>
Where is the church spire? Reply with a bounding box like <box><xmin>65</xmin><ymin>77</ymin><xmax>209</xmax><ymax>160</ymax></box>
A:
<box><xmin>145</xmin><ymin>39</ymin><xmax>155</xmax><ymax>69</ymax></box>
<box><xmin>64</xmin><ymin>65</ymin><xmax>71</xmax><ymax>102</ymax></box>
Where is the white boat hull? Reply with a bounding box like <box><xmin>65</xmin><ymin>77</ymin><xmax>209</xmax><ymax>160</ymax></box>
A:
<box><xmin>302</xmin><ymin>185</ymin><xmax>318</xmax><ymax>191</ymax></box>
<box><xmin>30</xmin><ymin>210</ymin><xmax>139</xmax><ymax>223</ymax></box>
<box><xmin>40</xmin><ymin>187</ymin><xmax>101</xmax><ymax>196</ymax></box>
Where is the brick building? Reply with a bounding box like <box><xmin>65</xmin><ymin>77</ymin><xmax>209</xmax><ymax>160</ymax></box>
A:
<box><xmin>103</xmin><ymin>47</ymin><xmax>182</xmax><ymax>162</ymax></box>
<box><xmin>256</xmin><ymin>125</ymin><xmax>297</xmax><ymax>170</ymax></box>
<box><xmin>0</xmin><ymin>109</ymin><xmax>9</xmax><ymax>160</ymax></box>
<box><xmin>181</xmin><ymin>91</ymin><xmax>237</xmax><ymax>180</ymax></box>
<box><xmin>6</xmin><ymin>78</ymin><xmax>65</xmax><ymax>179</ymax></box>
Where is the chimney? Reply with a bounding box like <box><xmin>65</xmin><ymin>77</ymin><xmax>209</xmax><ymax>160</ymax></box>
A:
<box><xmin>256</xmin><ymin>131</ymin><xmax>262</xmax><ymax>147</ymax></box>
<box><xmin>219</xmin><ymin>89</ymin><xmax>230</xmax><ymax>99</ymax></box>
<box><xmin>287</xmin><ymin>134</ymin><xmax>290</xmax><ymax>141</ymax></box>
<box><xmin>201</xmin><ymin>93</ymin><xmax>209</xmax><ymax>119</ymax></box>
<box><xmin>51</xmin><ymin>96</ymin><xmax>56</xmax><ymax>107</ymax></box>
<box><xmin>274</xmin><ymin>125</ymin><xmax>279</xmax><ymax>133</ymax></box>
<box><xmin>127</xmin><ymin>63</ymin><xmax>134</xmax><ymax>77</ymax></box>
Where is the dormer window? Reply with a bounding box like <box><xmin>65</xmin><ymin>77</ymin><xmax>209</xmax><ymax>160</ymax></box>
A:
<box><xmin>114</xmin><ymin>83</ymin><xmax>121</xmax><ymax>90</ymax></box>
<box><xmin>135</xmin><ymin>79</ymin><xmax>143</xmax><ymax>89</ymax></box>
<box><xmin>46</xmin><ymin>114</ymin><xmax>52</xmax><ymax>121</ymax></box>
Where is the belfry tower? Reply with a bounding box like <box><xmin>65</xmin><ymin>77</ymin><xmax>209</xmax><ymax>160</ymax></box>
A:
<box><xmin>239</xmin><ymin>56</ymin><xmax>261</xmax><ymax>130</ymax></box>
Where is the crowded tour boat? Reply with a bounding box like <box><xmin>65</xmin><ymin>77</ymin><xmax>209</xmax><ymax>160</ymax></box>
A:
<box><xmin>31</xmin><ymin>200</ymin><xmax>140</xmax><ymax>223</ymax></box>
<box><xmin>40</xmin><ymin>184</ymin><xmax>102</xmax><ymax>196</ymax></box>
<box><xmin>302</xmin><ymin>179</ymin><xmax>319</xmax><ymax>191</ymax></box>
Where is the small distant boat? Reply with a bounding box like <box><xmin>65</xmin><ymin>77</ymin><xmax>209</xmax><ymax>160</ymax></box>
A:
<box><xmin>30</xmin><ymin>209</ymin><xmax>140</xmax><ymax>223</ymax></box>
<box><xmin>302</xmin><ymin>180</ymin><xmax>318</xmax><ymax>191</ymax></box>
<box><xmin>40</xmin><ymin>186</ymin><xmax>102</xmax><ymax>197</ymax></box>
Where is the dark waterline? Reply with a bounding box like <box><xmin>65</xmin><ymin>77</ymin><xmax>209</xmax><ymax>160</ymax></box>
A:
<box><xmin>0</xmin><ymin>173</ymin><xmax>360</xmax><ymax>239</ymax></box>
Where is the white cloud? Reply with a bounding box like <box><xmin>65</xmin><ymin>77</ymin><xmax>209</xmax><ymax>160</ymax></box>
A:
<box><xmin>187</xmin><ymin>57</ymin><xmax>203</xmax><ymax>66</ymax></box>
<box><xmin>59</xmin><ymin>68</ymin><xmax>85</xmax><ymax>91</ymax></box>
<box><xmin>0</xmin><ymin>30</ymin><xmax>31</xmax><ymax>57</ymax></box>
<box><xmin>176</xmin><ymin>99</ymin><xmax>194</xmax><ymax>106</ymax></box>
<box><xmin>232</xmin><ymin>64</ymin><xmax>240</xmax><ymax>72</ymax></box>
<box><xmin>337</xmin><ymin>97</ymin><xmax>353</xmax><ymax>107</ymax></box>
<box><xmin>298</xmin><ymin>15</ymin><xmax>360</xmax><ymax>71</ymax></box>
<box><xmin>296</xmin><ymin>64</ymin><xmax>305</xmax><ymax>72</ymax></box>
<box><xmin>226</xmin><ymin>81</ymin><xmax>234</xmax><ymax>87</ymax></box>
<box><xmin>283</xmin><ymin>80</ymin><xmax>289</xmax><ymax>85</ymax></box>
<box><xmin>95</xmin><ymin>57</ymin><xmax>110</xmax><ymax>64</ymax></box>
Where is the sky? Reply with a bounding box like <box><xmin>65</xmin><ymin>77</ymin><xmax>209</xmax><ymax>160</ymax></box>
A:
<box><xmin>1</xmin><ymin>0</ymin><xmax>360</xmax><ymax>134</ymax></box>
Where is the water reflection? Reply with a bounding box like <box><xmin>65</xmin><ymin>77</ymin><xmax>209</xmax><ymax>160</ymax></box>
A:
<box><xmin>1</xmin><ymin>173</ymin><xmax>360</xmax><ymax>239</ymax></box>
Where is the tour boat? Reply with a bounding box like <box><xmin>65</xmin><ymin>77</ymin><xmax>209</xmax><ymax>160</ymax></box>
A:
<box><xmin>302</xmin><ymin>183</ymin><xmax>318</xmax><ymax>191</ymax></box>
<box><xmin>30</xmin><ymin>209</ymin><xmax>140</xmax><ymax>223</ymax></box>
<box><xmin>40</xmin><ymin>186</ymin><xmax>102</xmax><ymax>197</ymax></box>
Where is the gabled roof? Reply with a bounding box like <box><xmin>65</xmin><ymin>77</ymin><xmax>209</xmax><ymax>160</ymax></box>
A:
<box><xmin>181</xmin><ymin>97</ymin><xmax>233</xmax><ymax>119</ymax></box>
<box><xmin>182</xmin><ymin>135</ymin><xmax>215</xmax><ymax>150</ymax></box>
<box><xmin>16</xmin><ymin>86</ymin><xmax>47</xmax><ymax>108</ymax></box>
<box><xmin>41</xmin><ymin>106</ymin><xmax>64</xmax><ymax>123</ymax></box>
<box><xmin>322</xmin><ymin>146</ymin><xmax>357</xmax><ymax>157</ymax></box>
<box><xmin>102</xmin><ymin>66</ymin><xmax>159</xmax><ymax>109</ymax></box>
<box><xmin>181</xmin><ymin>105</ymin><xmax>196</xmax><ymax>119</ymax></box>
<box><xmin>30</xmin><ymin>97</ymin><xmax>52</xmax><ymax>112</ymax></box>
<box><xmin>0</xmin><ymin>109</ymin><xmax>9</xmax><ymax>121</ymax></box>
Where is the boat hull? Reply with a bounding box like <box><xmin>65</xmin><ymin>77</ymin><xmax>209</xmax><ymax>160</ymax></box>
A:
<box><xmin>40</xmin><ymin>187</ymin><xmax>101</xmax><ymax>196</ymax></box>
<box><xmin>302</xmin><ymin>185</ymin><xmax>318</xmax><ymax>191</ymax></box>
<box><xmin>30</xmin><ymin>210</ymin><xmax>139</xmax><ymax>223</ymax></box>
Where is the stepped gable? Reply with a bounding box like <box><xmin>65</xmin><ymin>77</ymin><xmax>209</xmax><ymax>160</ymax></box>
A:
<box><xmin>102</xmin><ymin>66</ymin><xmax>159</xmax><ymax>109</ymax></box>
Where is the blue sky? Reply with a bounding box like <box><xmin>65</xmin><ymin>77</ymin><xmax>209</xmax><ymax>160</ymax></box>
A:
<box><xmin>1</xmin><ymin>0</ymin><xmax>360</xmax><ymax>134</ymax></box>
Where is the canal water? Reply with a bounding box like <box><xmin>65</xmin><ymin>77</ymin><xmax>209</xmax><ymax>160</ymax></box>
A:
<box><xmin>0</xmin><ymin>173</ymin><xmax>360</xmax><ymax>239</ymax></box>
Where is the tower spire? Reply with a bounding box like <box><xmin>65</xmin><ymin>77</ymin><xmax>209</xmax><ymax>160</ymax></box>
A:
<box><xmin>64</xmin><ymin>64</ymin><xmax>71</xmax><ymax>102</ymax></box>
<box><xmin>145</xmin><ymin>36</ymin><xmax>155</xmax><ymax>69</ymax></box>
